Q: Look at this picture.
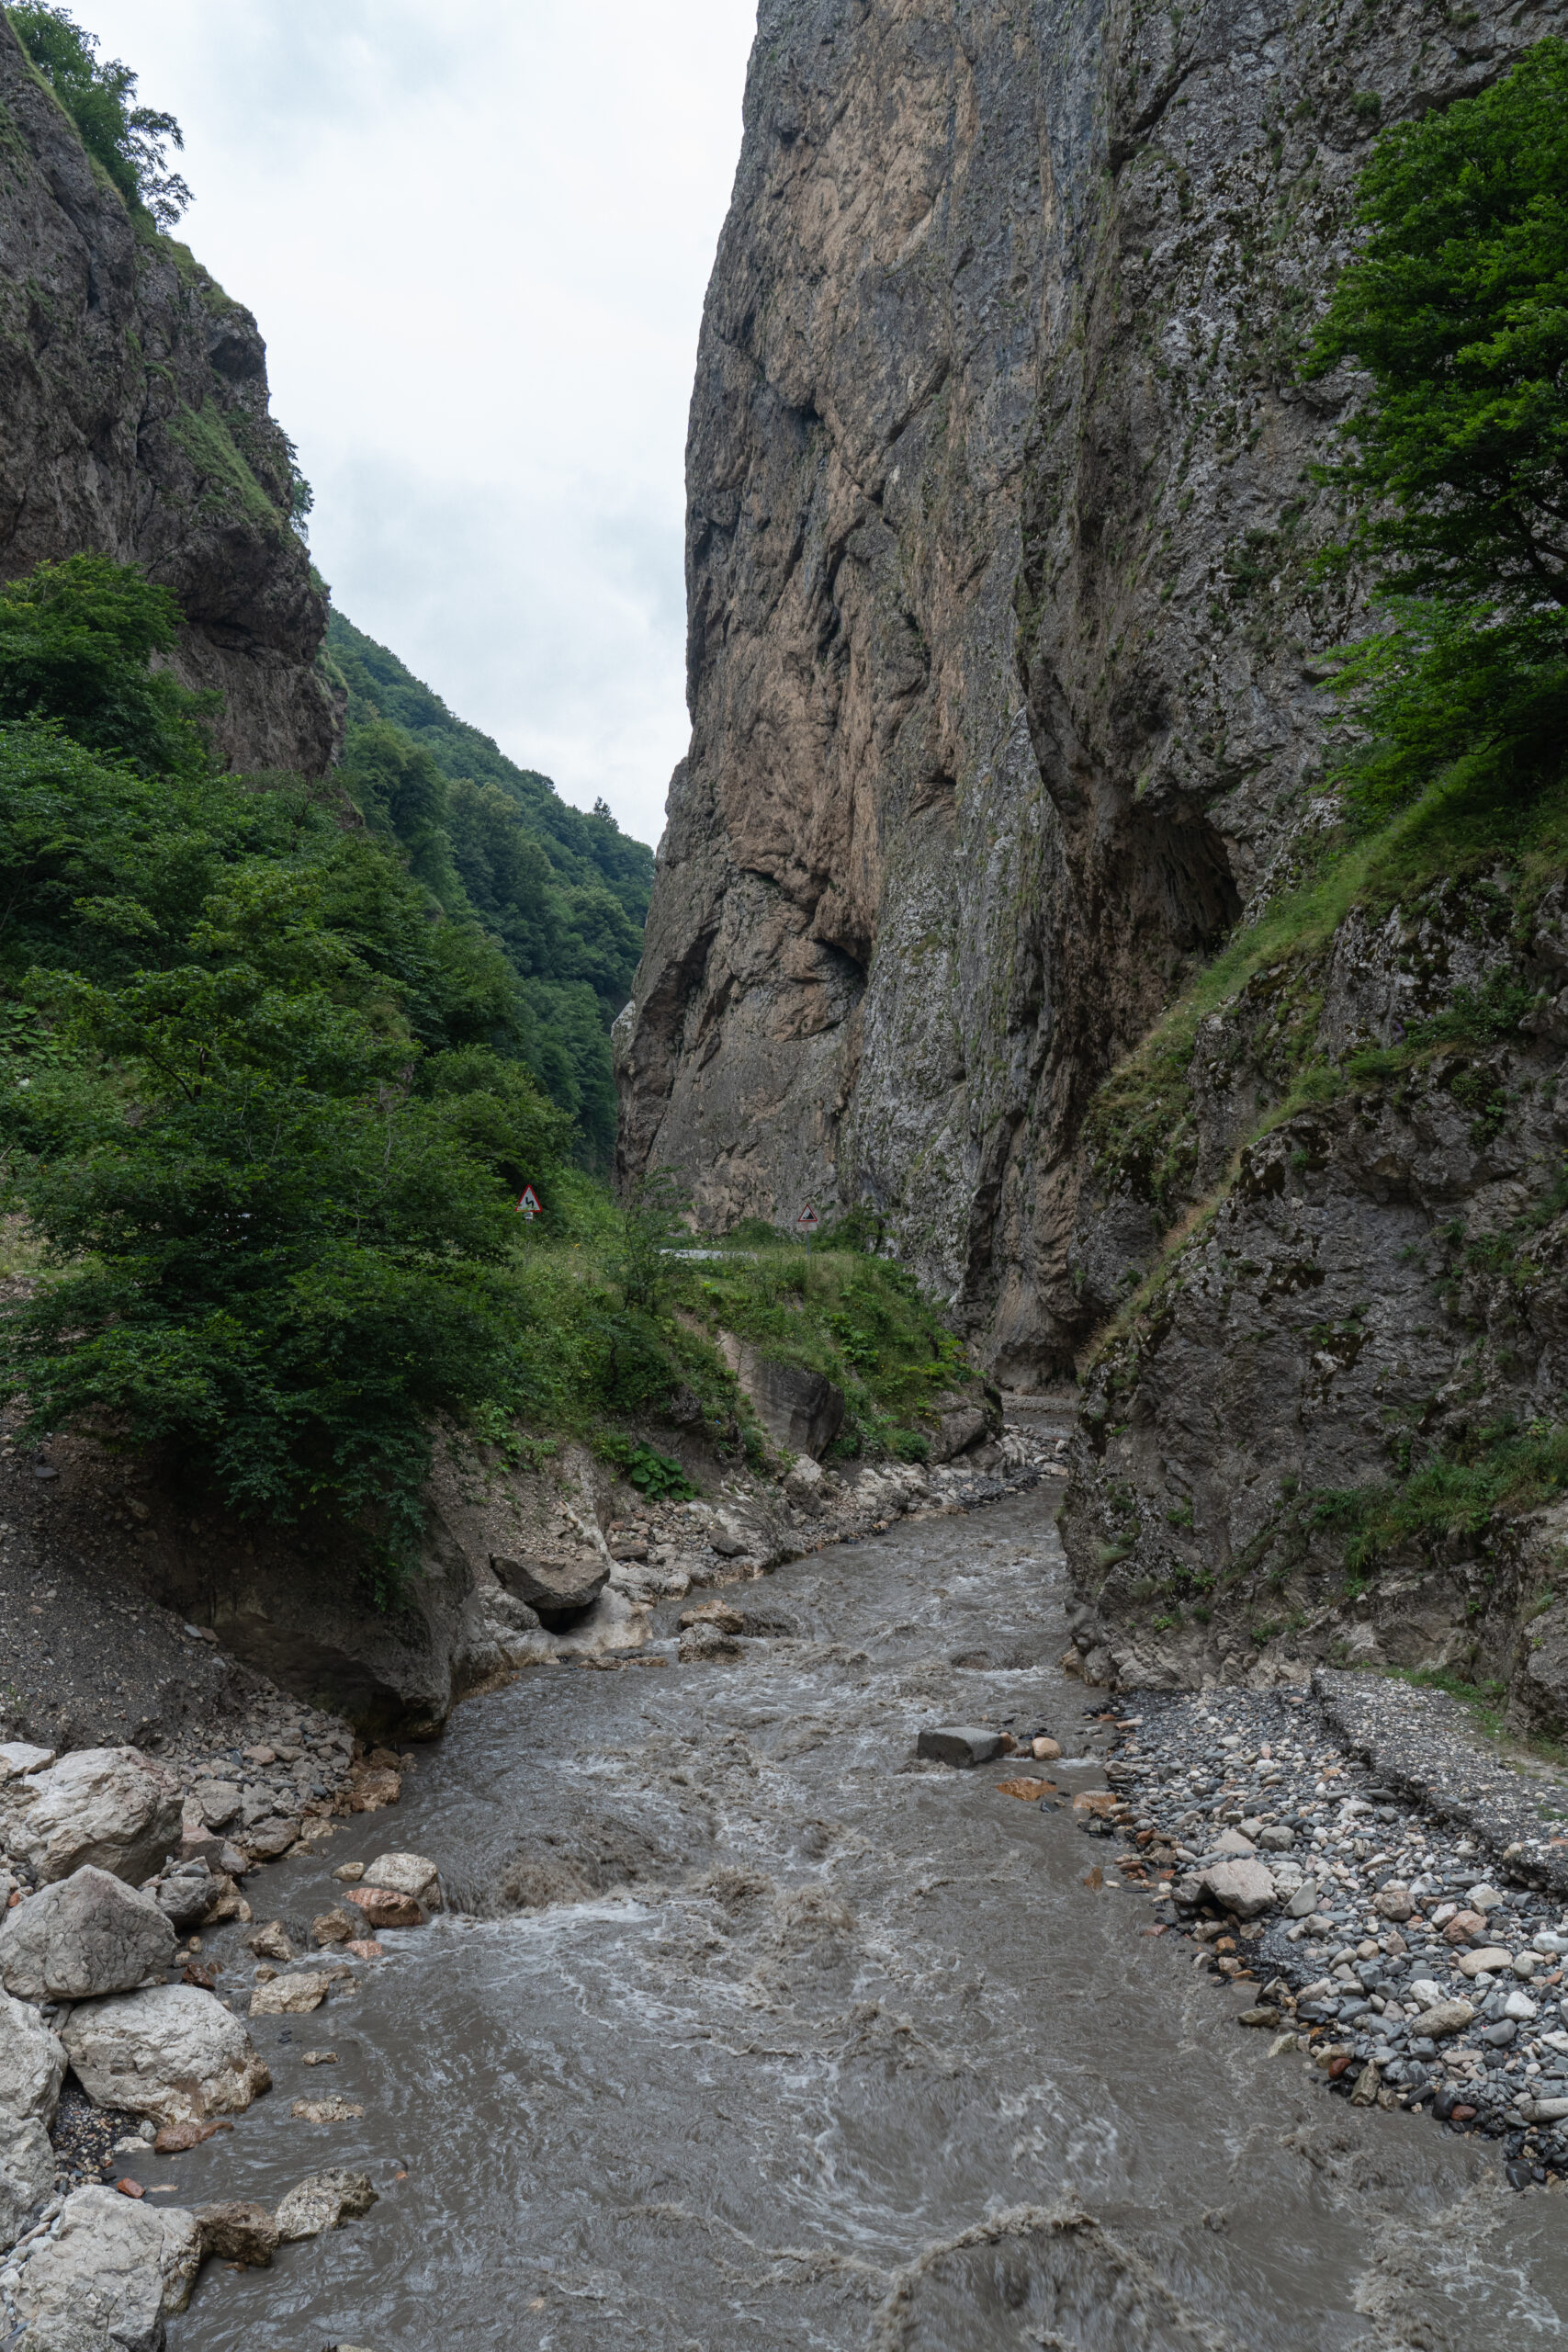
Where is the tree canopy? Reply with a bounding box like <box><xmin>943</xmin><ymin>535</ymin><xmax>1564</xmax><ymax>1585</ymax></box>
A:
<box><xmin>1307</xmin><ymin>38</ymin><xmax>1568</xmax><ymax>616</ymax></box>
<box><xmin>9</xmin><ymin>3</ymin><xmax>190</xmax><ymax>229</ymax></box>
<box><xmin>1304</xmin><ymin>40</ymin><xmax>1568</xmax><ymax>824</ymax></box>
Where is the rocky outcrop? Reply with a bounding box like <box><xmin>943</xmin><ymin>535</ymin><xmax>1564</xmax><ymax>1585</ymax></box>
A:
<box><xmin>618</xmin><ymin>0</ymin><xmax>1562</xmax><ymax>1378</ymax></box>
<box><xmin>0</xmin><ymin>14</ymin><xmax>335</xmax><ymax>774</ymax></box>
<box><xmin>1060</xmin><ymin>868</ymin><xmax>1568</xmax><ymax>1734</ymax></box>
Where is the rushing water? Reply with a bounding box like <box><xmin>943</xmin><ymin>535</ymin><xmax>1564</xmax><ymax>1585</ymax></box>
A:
<box><xmin>165</xmin><ymin>1481</ymin><xmax>1568</xmax><ymax>2351</ymax></box>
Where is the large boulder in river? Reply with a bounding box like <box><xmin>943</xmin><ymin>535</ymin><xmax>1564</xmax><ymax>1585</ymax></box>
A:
<box><xmin>0</xmin><ymin>1867</ymin><xmax>176</xmax><ymax>2002</ymax></box>
<box><xmin>491</xmin><ymin>1552</ymin><xmax>608</xmax><ymax>1626</ymax></box>
<box><xmin>363</xmin><ymin>1851</ymin><xmax>442</xmax><ymax>1910</ymax></box>
<box><xmin>274</xmin><ymin>2167</ymin><xmax>378</xmax><ymax>2242</ymax></box>
<box><xmin>0</xmin><ymin>1989</ymin><xmax>66</xmax><ymax>2254</ymax></box>
<box><xmin>61</xmin><ymin>1984</ymin><xmax>270</xmax><ymax>2126</ymax></box>
<box><xmin>9</xmin><ymin>2183</ymin><xmax>201</xmax><ymax>2349</ymax></box>
<box><xmin>0</xmin><ymin>1748</ymin><xmax>182</xmax><ymax>1886</ymax></box>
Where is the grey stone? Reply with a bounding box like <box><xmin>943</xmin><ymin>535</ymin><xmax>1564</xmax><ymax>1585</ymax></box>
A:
<box><xmin>1196</xmin><ymin>1860</ymin><xmax>1276</xmax><ymax>1921</ymax></box>
<box><xmin>490</xmin><ymin>1552</ymin><xmax>609</xmax><ymax>1626</ymax></box>
<box><xmin>1258</xmin><ymin>1826</ymin><xmax>1295</xmax><ymax>1852</ymax></box>
<box><xmin>1419</xmin><ymin>1999</ymin><xmax>1475</xmax><ymax>2041</ymax></box>
<box><xmin>362</xmin><ymin>1853</ymin><xmax>440</xmax><ymax>1910</ymax></box>
<box><xmin>0</xmin><ymin>1990</ymin><xmax>65</xmax><ymax>2254</ymax></box>
<box><xmin>916</xmin><ymin>1727</ymin><xmax>1005</xmax><ymax>1768</ymax></box>
<box><xmin>60</xmin><ymin>1984</ymin><xmax>271</xmax><ymax>2126</ymax></box>
<box><xmin>0</xmin><ymin>1750</ymin><xmax>182</xmax><ymax>1887</ymax></box>
<box><xmin>1285</xmin><ymin>1883</ymin><xmax>1319</xmax><ymax>1918</ymax></box>
<box><xmin>9</xmin><ymin>2183</ymin><xmax>201</xmax><ymax>2350</ymax></box>
<box><xmin>192</xmin><ymin>2200</ymin><xmax>277</xmax><ymax>2267</ymax></box>
<box><xmin>0</xmin><ymin>1867</ymin><xmax>176</xmax><ymax>2001</ymax></box>
<box><xmin>934</xmin><ymin>1407</ymin><xmax>988</xmax><ymax>1462</ymax></box>
<box><xmin>0</xmin><ymin>1747</ymin><xmax>53</xmax><ymax>1781</ymax></box>
<box><xmin>154</xmin><ymin>1863</ymin><xmax>217</xmax><ymax>1935</ymax></box>
<box><xmin>191</xmin><ymin>1783</ymin><xmax>241</xmax><ymax>1830</ymax></box>
<box><xmin>1212</xmin><ymin>1828</ymin><xmax>1257</xmax><ymax>1857</ymax></box>
<box><xmin>273</xmin><ymin>2168</ymin><xmax>378</xmax><ymax>2243</ymax></box>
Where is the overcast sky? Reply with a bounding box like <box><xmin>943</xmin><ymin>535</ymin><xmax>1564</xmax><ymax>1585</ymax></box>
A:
<box><xmin>83</xmin><ymin>1</ymin><xmax>758</xmax><ymax>846</ymax></box>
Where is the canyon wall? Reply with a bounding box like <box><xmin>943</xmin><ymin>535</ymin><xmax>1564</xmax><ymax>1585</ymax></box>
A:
<box><xmin>619</xmin><ymin>0</ymin><xmax>1565</xmax><ymax>1379</ymax></box>
<box><xmin>0</xmin><ymin>16</ymin><xmax>335</xmax><ymax>775</ymax></box>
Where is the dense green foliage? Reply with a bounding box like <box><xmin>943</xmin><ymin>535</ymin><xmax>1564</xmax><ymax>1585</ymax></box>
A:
<box><xmin>326</xmin><ymin>614</ymin><xmax>654</xmax><ymax>1164</ymax></box>
<box><xmin>0</xmin><ymin>559</ymin><xmax>585</xmax><ymax>1568</ymax></box>
<box><xmin>1306</xmin><ymin>40</ymin><xmax>1568</xmax><ymax>825</ymax></box>
<box><xmin>686</xmin><ymin>1241</ymin><xmax>979</xmax><ymax>1463</ymax></box>
<box><xmin>0</xmin><ymin>556</ymin><xmax>213</xmax><ymax>778</ymax></box>
<box><xmin>8</xmin><ymin>3</ymin><xmax>190</xmax><ymax>228</ymax></box>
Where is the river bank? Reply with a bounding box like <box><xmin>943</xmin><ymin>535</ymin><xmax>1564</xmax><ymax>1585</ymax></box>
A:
<box><xmin>6</xmin><ymin>1407</ymin><xmax>1568</xmax><ymax>2346</ymax></box>
<box><xmin>109</xmin><ymin>1449</ymin><xmax>1568</xmax><ymax>2347</ymax></box>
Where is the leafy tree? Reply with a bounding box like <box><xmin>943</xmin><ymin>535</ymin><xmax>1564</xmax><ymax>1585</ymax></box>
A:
<box><xmin>0</xmin><ymin>556</ymin><xmax>214</xmax><ymax>778</ymax></box>
<box><xmin>9</xmin><ymin>4</ymin><xmax>191</xmax><ymax>229</ymax></box>
<box><xmin>1304</xmin><ymin>40</ymin><xmax>1568</xmax><ymax>822</ymax></box>
<box><xmin>1307</xmin><ymin>40</ymin><xmax>1568</xmax><ymax>613</ymax></box>
<box><xmin>0</xmin><ymin>558</ymin><xmax>576</xmax><ymax>1570</ymax></box>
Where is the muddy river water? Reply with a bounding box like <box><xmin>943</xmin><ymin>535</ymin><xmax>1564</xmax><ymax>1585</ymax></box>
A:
<box><xmin>167</xmin><ymin>1484</ymin><xmax>1568</xmax><ymax>2350</ymax></box>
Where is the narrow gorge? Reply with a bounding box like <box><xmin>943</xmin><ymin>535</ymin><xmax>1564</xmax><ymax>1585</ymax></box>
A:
<box><xmin>3</xmin><ymin>3</ymin><xmax>1568</xmax><ymax>2347</ymax></box>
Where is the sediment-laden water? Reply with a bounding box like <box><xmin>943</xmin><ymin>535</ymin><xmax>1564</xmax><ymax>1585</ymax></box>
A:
<box><xmin>167</xmin><ymin>1486</ymin><xmax>1568</xmax><ymax>2350</ymax></box>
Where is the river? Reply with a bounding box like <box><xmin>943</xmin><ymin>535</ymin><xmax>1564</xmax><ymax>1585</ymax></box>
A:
<box><xmin>166</xmin><ymin>1478</ymin><xmax>1568</xmax><ymax>2350</ymax></box>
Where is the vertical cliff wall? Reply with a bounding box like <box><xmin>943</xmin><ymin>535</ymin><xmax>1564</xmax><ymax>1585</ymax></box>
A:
<box><xmin>0</xmin><ymin>16</ymin><xmax>336</xmax><ymax>775</ymax></box>
<box><xmin>618</xmin><ymin>0</ymin><xmax>1565</xmax><ymax>1378</ymax></box>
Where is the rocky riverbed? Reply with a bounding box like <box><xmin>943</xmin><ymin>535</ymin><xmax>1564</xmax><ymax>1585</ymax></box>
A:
<box><xmin>6</xmin><ymin>1408</ymin><xmax>1568</xmax><ymax>2346</ymax></box>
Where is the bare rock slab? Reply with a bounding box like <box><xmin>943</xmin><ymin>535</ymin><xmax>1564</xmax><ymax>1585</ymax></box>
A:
<box><xmin>274</xmin><ymin>2167</ymin><xmax>378</xmax><ymax>2242</ymax></box>
<box><xmin>10</xmin><ymin>2183</ymin><xmax>201</xmax><ymax>2350</ymax></box>
<box><xmin>0</xmin><ymin>1989</ymin><xmax>66</xmax><ymax>2254</ymax></box>
<box><xmin>0</xmin><ymin>1867</ymin><xmax>176</xmax><ymax>2002</ymax></box>
<box><xmin>917</xmin><ymin>1727</ymin><xmax>1006</xmax><ymax>1768</ymax></box>
<box><xmin>0</xmin><ymin>1749</ymin><xmax>182</xmax><ymax>1886</ymax></box>
<box><xmin>61</xmin><ymin>1984</ymin><xmax>270</xmax><ymax>2126</ymax></box>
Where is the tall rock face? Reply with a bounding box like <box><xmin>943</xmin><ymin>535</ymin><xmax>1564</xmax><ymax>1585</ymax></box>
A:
<box><xmin>0</xmin><ymin>17</ymin><xmax>335</xmax><ymax>775</ymax></box>
<box><xmin>619</xmin><ymin>0</ymin><xmax>1563</xmax><ymax>1378</ymax></box>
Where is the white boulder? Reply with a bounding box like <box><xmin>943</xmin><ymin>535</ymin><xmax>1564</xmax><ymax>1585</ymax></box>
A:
<box><xmin>0</xmin><ymin>1868</ymin><xmax>175</xmax><ymax>2002</ymax></box>
<box><xmin>9</xmin><ymin>2183</ymin><xmax>201</xmax><ymax>2349</ymax></box>
<box><xmin>0</xmin><ymin>1990</ymin><xmax>66</xmax><ymax>2254</ymax></box>
<box><xmin>0</xmin><ymin>1750</ymin><xmax>182</xmax><ymax>1886</ymax></box>
<box><xmin>60</xmin><ymin>1984</ymin><xmax>270</xmax><ymax>2126</ymax></box>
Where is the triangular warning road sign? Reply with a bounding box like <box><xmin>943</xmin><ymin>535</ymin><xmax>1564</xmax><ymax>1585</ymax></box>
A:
<box><xmin>517</xmin><ymin>1185</ymin><xmax>543</xmax><ymax>1217</ymax></box>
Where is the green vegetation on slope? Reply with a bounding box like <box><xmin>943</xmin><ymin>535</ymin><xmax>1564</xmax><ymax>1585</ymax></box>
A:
<box><xmin>8</xmin><ymin>2</ymin><xmax>190</xmax><ymax>229</ymax></box>
<box><xmin>0</xmin><ymin>563</ymin><xmax>972</xmax><ymax>1593</ymax></box>
<box><xmin>325</xmin><ymin>612</ymin><xmax>654</xmax><ymax>1166</ymax></box>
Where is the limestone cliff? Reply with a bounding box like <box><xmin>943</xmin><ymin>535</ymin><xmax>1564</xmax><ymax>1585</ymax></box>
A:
<box><xmin>619</xmin><ymin>0</ymin><xmax>1565</xmax><ymax>1378</ymax></box>
<box><xmin>0</xmin><ymin>15</ymin><xmax>334</xmax><ymax>774</ymax></box>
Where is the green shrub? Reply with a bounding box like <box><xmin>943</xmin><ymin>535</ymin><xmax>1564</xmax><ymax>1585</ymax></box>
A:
<box><xmin>593</xmin><ymin>1432</ymin><xmax>697</xmax><ymax>1501</ymax></box>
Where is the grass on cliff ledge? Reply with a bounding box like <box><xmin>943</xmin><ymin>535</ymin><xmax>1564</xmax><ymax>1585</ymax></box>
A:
<box><xmin>1086</xmin><ymin>761</ymin><xmax>1568</xmax><ymax>1221</ymax></box>
<box><xmin>678</xmin><ymin>1226</ymin><xmax>980</xmax><ymax>1464</ymax></box>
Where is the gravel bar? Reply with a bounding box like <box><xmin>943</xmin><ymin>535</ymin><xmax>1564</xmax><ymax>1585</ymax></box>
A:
<box><xmin>1069</xmin><ymin>1675</ymin><xmax>1568</xmax><ymax>2193</ymax></box>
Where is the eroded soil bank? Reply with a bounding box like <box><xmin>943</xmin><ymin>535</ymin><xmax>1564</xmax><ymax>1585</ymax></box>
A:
<box><xmin>149</xmin><ymin>1467</ymin><xmax>1567</xmax><ymax>2351</ymax></box>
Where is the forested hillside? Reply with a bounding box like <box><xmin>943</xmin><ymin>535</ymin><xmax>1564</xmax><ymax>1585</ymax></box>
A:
<box><xmin>326</xmin><ymin>614</ymin><xmax>654</xmax><ymax>1165</ymax></box>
